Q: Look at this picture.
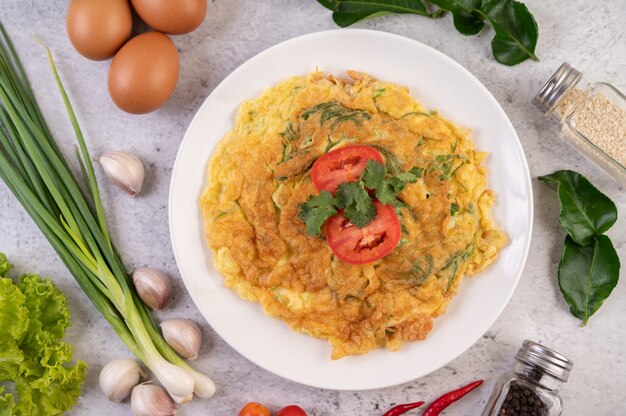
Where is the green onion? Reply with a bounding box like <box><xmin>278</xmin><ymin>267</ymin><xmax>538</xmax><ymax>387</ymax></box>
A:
<box><xmin>0</xmin><ymin>25</ymin><xmax>215</xmax><ymax>401</ymax></box>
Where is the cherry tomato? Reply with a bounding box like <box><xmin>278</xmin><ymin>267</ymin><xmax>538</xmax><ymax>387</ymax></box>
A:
<box><xmin>277</xmin><ymin>405</ymin><xmax>308</xmax><ymax>416</ymax></box>
<box><xmin>311</xmin><ymin>145</ymin><xmax>383</xmax><ymax>193</ymax></box>
<box><xmin>239</xmin><ymin>402</ymin><xmax>271</xmax><ymax>416</ymax></box>
<box><xmin>325</xmin><ymin>200</ymin><xmax>401</xmax><ymax>264</ymax></box>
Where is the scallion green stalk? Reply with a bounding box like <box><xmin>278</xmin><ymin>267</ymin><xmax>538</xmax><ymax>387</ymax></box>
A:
<box><xmin>0</xmin><ymin>24</ymin><xmax>214</xmax><ymax>402</ymax></box>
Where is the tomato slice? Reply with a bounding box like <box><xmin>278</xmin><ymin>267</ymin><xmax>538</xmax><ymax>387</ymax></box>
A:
<box><xmin>325</xmin><ymin>201</ymin><xmax>401</xmax><ymax>264</ymax></box>
<box><xmin>311</xmin><ymin>145</ymin><xmax>383</xmax><ymax>193</ymax></box>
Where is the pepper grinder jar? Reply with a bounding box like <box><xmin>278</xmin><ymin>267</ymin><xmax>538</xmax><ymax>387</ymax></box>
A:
<box><xmin>481</xmin><ymin>340</ymin><xmax>573</xmax><ymax>416</ymax></box>
<box><xmin>533</xmin><ymin>63</ymin><xmax>626</xmax><ymax>187</ymax></box>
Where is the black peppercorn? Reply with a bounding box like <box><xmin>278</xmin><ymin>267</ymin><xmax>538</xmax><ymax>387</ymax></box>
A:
<box><xmin>496</xmin><ymin>381</ymin><xmax>548</xmax><ymax>416</ymax></box>
<box><xmin>481</xmin><ymin>340</ymin><xmax>572</xmax><ymax>416</ymax></box>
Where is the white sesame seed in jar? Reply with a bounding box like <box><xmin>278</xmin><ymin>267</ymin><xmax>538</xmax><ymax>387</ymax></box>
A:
<box><xmin>534</xmin><ymin>64</ymin><xmax>626</xmax><ymax>187</ymax></box>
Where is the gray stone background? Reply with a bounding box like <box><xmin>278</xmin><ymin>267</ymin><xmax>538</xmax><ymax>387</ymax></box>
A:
<box><xmin>0</xmin><ymin>1</ymin><xmax>625</xmax><ymax>415</ymax></box>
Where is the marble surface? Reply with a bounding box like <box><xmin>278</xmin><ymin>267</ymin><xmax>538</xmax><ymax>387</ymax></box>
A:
<box><xmin>1</xmin><ymin>1</ymin><xmax>625</xmax><ymax>415</ymax></box>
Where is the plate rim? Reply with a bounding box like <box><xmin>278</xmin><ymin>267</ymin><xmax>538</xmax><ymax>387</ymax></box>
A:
<box><xmin>168</xmin><ymin>28</ymin><xmax>534</xmax><ymax>391</ymax></box>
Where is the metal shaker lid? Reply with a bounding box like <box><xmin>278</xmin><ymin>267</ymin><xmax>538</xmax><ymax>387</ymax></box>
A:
<box><xmin>532</xmin><ymin>63</ymin><xmax>581</xmax><ymax>114</ymax></box>
<box><xmin>516</xmin><ymin>340</ymin><xmax>573</xmax><ymax>382</ymax></box>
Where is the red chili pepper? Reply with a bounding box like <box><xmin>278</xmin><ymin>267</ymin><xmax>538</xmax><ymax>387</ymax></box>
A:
<box><xmin>422</xmin><ymin>379</ymin><xmax>484</xmax><ymax>416</ymax></box>
<box><xmin>382</xmin><ymin>401</ymin><xmax>425</xmax><ymax>416</ymax></box>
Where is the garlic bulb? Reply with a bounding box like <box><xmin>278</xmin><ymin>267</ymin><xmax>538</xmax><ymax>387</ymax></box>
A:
<box><xmin>99</xmin><ymin>151</ymin><xmax>145</xmax><ymax>197</ymax></box>
<box><xmin>133</xmin><ymin>268</ymin><xmax>172</xmax><ymax>310</ymax></box>
<box><xmin>99</xmin><ymin>358</ymin><xmax>146</xmax><ymax>402</ymax></box>
<box><xmin>161</xmin><ymin>319</ymin><xmax>202</xmax><ymax>360</ymax></box>
<box><xmin>131</xmin><ymin>383</ymin><xmax>177</xmax><ymax>416</ymax></box>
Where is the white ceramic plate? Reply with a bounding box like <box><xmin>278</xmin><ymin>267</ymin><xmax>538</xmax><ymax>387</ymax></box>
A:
<box><xmin>169</xmin><ymin>29</ymin><xmax>533</xmax><ymax>391</ymax></box>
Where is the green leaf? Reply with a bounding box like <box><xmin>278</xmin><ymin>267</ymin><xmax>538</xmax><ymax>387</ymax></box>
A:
<box><xmin>375</xmin><ymin>179</ymin><xmax>400</xmax><ymax>206</ymax></box>
<box><xmin>427</xmin><ymin>0</ymin><xmax>485</xmax><ymax>35</ymax></box>
<box><xmin>482</xmin><ymin>0</ymin><xmax>539</xmax><ymax>65</ymax></box>
<box><xmin>558</xmin><ymin>236</ymin><xmax>620</xmax><ymax>326</ymax></box>
<box><xmin>335</xmin><ymin>181</ymin><xmax>376</xmax><ymax>227</ymax></box>
<box><xmin>408</xmin><ymin>166</ymin><xmax>423</xmax><ymax>178</ymax></box>
<box><xmin>329</xmin><ymin>0</ymin><xmax>434</xmax><ymax>27</ymax></box>
<box><xmin>0</xmin><ymin>276</ymin><xmax>28</xmax><ymax>346</ymax></box>
<box><xmin>361</xmin><ymin>159</ymin><xmax>386</xmax><ymax>189</ymax></box>
<box><xmin>394</xmin><ymin>169</ymin><xmax>420</xmax><ymax>183</ymax></box>
<box><xmin>14</xmin><ymin>360</ymin><xmax>87</xmax><ymax>416</ymax></box>
<box><xmin>317</xmin><ymin>0</ymin><xmax>338</xmax><ymax>10</ymax></box>
<box><xmin>0</xmin><ymin>258</ymin><xmax>87</xmax><ymax>416</ymax></box>
<box><xmin>0</xmin><ymin>388</ymin><xmax>16</xmax><ymax>414</ymax></box>
<box><xmin>374</xmin><ymin>166</ymin><xmax>420</xmax><ymax>205</ymax></box>
<box><xmin>0</xmin><ymin>341</ymin><xmax>24</xmax><ymax>382</ymax></box>
<box><xmin>0</xmin><ymin>252</ymin><xmax>12</xmax><ymax>278</ymax></box>
<box><xmin>298</xmin><ymin>190</ymin><xmax>338</xmax><ymax>236</ymax></box>
<box><xmin>315</xmin><ymin>0</ymin><xmax>539</xmax><ymax>66</ymax></box>
<box><xmin>539</xmin><ymin>170</ymin><xmax>617</xmax><ymax>246</ymax></box>
<box><xmin>18</xmin><ymin>274</ymin><xmax>71</xmax><ymax>344</ymax></box>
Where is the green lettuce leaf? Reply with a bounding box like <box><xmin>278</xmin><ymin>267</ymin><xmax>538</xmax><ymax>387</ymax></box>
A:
<box><xmin>0</xmin><ymin>387</ymin><xmax>16</xmax><ymax>415</ymax></box>
<box><xmin>0</xmin><ymin>253</ymin><xmax>11</xmax><ymax>278</ymax></box>
<box><xmin>0</xmin><ymin>253</ymin><xmax>86</xmax><ymax>416</ymax></box>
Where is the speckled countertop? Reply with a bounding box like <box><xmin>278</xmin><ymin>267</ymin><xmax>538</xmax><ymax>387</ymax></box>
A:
<box><xmin>1</xmin><ymin>1</ymin><xmax>625</xmax><ymax>415</ymax></box>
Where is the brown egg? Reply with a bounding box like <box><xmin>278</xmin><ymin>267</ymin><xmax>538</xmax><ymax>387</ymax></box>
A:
<box><xmin>66</xmin><ymin>0</ymin><xmax>132</xmax><ymax>60</ymax></box>
<box><xmin>130</xmin><ymin>0</ymin><xmax>207</xmax><ymax>35</ymax></box>
<box><xmin>108</xmin><ymin>32</ymin><xmax>179</xmax><ymax>114</ymax></box>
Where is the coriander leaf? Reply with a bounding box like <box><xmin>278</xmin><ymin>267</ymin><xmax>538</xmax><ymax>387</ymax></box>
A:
<box><xmin>376</xmin><ymin>178</ymin><xmax>400</xmax><ymax>206</ymax></box>
<box><xmin>408</xmin><ymin>166</ymin><xmax>423</xmax><ymax>178</ymax></box>
<box><xmin>317</xmin><ymin>0</ymin><xmax>338</xmax><ymax>10</ymax></box>
<box><xmin>482</xmin><ymin>0</ymin><xmax>539</xmax><ymax>65</ymax></box>
<box><xmin>427</xmin><ymin>0</ymin><xmax>485</xmax><ymax>35</ymax></box>
<box><xmin>361</xmin><ymin>159</ymin><xmax>386</xmax><ymax>189</ymax></box>
<box><xmin>336</xmin><ymin>182</ymin><xmax>376</xmax><ymax>227</ymax></box>
<box><xmin>395</xmin><ymin>168</ymin><xmax>421</xmax><ymax>183</ymax></box>
<box><xmin>375</xmin><ymin>166</ymin><xmax>421</xmax><ymax>205</ymax></box>
<box><xmin>298</xmin><ymin>191</ymin><xmax>338</xmax><ymax>236</ymax></box>
<box><xmin>329</xmin><ymin>0</ymin><xmax>436</xmax><ymax>27</ymax></box>
<box><xmin>558</xmin><ymin>235</ymin><xmax>620</xmax><ymax>326</ymax></box>
<box><xmin>539</xmin><ymin>170</ymin><xmax>617</xmax><ymax>246</ymax></box>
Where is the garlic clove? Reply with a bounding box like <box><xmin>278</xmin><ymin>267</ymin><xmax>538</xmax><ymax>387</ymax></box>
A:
<box><xmin>170</xmin><ymin>393</ymin><xmax>194</xmax><ymax>404</ymax></box>
<box><xmin>133</xmin><ymin>267</ymin><xmax>172</xmax><ymax>310</ymax></box>
<box><xmin>187</xmin><ymin>368</ymin><xmax>216</xmax><ymax>398</ymax></box>
<box><xmin>99</xmin><ymin>358</ymin><xmax>146</xmax><ymax>402</ymax></box>
<box><xmin>131</xmin><ymin>383</ymin><xmax>177</xmax><ymax>416</ymax></box>
<box><xmin>99</xmin><ymin>151</ymin><xmax>145</xmax><ymax>197</ymax></box>
<box><xmin>161</xmin><ymin>318</ymin><xmax>202</xmax><ymax>360</ymax></box>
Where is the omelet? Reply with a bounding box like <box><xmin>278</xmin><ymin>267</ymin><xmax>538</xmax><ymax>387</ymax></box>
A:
<box><xmin>200</xmin><ymin>71</ymin><xmax>506</xmax><ymax>359</ymax></box>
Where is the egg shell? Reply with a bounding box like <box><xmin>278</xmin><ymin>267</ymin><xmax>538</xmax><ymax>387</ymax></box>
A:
<box><xmin>108</xmin><ymin>32</ymin><xmax>179</xmax><ymax>114</ymax></box>
<box><xmin>130</xmin><ymin>0</ymin><xmax>207</xmax><ymax>35</ymax></box>
<box><xmin>66</xmin><ymin>0</ymin><xmax>132</xmax><ymax>61</ymax></box>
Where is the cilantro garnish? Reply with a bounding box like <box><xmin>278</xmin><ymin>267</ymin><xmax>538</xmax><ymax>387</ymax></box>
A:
<box><xmin>298</xmin><ymin>190</ymin><xmax>338</xmax><ymax>236</ymax></box>
<box><xmin>298</xmin><ymin>159</ymin><xmax>422</xmax><ymax>236</ymax></box>
<box><xmin>335</xmin><ymin>182</ymin><xmax>376</xmax><ymax>228</ymax></box>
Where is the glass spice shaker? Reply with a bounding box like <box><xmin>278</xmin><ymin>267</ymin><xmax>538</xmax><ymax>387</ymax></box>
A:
<box><xmin>532</xmin><ymin>62</ymin><xmax>626</xmax><ymax>187</ymax></box>
<box><xmin>481</xmin><ymin>340</ymin><xmax>573</xmax><ymax>416</ymax></box>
